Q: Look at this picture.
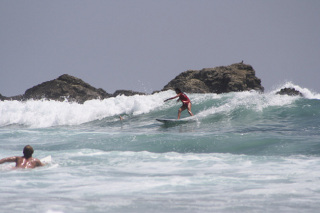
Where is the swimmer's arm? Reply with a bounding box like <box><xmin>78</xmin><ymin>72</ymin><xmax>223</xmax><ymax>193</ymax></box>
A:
<box><xmin>0</xmin><ymin>156</ymin><xmax>17</xmax><ymax>164</ymax></box>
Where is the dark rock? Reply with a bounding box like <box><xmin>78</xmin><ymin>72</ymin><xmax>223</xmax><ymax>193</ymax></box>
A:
<box><xmin>0</xmin><ymin>93</ymin><xmax>23</xmax><ymax>101</ymax></box>
<box><xmin>276</xmin><ymin>88</ymin><xmax>303</xmax><ymax>97</ymax></box>
<box><xmin>162</xmin><ymin>63</ymin><xmax>264</xmax><ymax>93</ymax></box>
<box><xmin>0</xmin><ymin>93</ymin><xmax>8</xmax><ymax>101</ymax></box>
<box><xmin>112</xmin><ymin>90</ymin><xmax>146</xmax><ymax>97</ymax></box>
<box><xmin>22</xmin><ymin>74</ymin><xmax>112</xmax><ymax>103</ymax></box>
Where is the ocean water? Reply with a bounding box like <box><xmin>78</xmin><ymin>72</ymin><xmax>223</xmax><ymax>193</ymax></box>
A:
<box><xmin>1</xmin><ymin>83</ymin><xmax>320</xmax><ymax>213</ymax></box>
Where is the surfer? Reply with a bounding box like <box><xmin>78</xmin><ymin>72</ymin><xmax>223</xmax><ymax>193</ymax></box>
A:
<box><xmin>164</xmin><ymin>88</ymin><xmax>194</xmax><ymax>119</ymax></box>
<box><xmin>0</xmin><ymin>145</ymin><xmax>44</xmax><ymax>169</ymax></box>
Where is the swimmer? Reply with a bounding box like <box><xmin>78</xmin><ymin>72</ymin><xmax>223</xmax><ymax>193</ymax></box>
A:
<box><xmin>0</xmin><ymin>145</ymin><xmax>44</xmax><ymax>169</ymax></box>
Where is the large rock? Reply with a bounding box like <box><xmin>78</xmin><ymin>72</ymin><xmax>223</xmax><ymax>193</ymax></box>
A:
<box><xmin>22</xmin><ymin>74</ymin><xmax>111</xmax><ymax>103</ymax></box>
<box><xmin>162</xmin><ymin>63</ymin><xmax>264</xmax><ymax>93</ymax></box>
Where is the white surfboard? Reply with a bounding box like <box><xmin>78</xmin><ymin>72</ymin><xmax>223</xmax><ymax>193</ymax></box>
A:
<box><xmin>41</xmin><ymin>155</ymin><xmax>52</xmax><ymax>164</ymax></box>
<box><xmin>156</xmin><ymin>118</ymin><xmax>192</xmax><ymax>124</ymax></box>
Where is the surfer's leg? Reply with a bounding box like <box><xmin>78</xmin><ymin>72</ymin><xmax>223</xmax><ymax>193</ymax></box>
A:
<box><xmin>178</xmin><ymin>110</ymin><xmax>181</xmax><ymax>119</ymax></box>
<box><xmin>187</xmin><ymin>103</ymin><xmax>194</xmax><ymax>116</ymax></box>
<box><xmin>178</xmin><ymin>105</ymin><xmax>187</xmax><ymax>119</ymax></box>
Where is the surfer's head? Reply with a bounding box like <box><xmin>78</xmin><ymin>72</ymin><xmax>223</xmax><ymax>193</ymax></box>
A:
<box><xmin>175</xmin><ymin>88</ymin><xmax>182</xmax><ymax>94</ymax></box>
<box><xmin>23</xmin><ymin>145</ymin><xmax>34</xmax><ymax>158</ymax></box>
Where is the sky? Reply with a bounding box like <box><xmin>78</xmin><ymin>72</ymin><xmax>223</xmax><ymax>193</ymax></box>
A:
<box><xmin>1</xmin><ymin>0</ymin><xmax>320</xmax><ymax>96</ymax></box>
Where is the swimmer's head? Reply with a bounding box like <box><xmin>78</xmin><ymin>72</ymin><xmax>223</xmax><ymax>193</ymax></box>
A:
<box><xmin>23</xmin><ymin>145</ymin><xmax>34</xmax><ymax>158</ymax></box>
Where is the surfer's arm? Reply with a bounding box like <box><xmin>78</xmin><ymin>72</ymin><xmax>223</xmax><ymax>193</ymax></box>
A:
<box><xmin>0</xmin><ymin>156</ymin><xmax>17</xmax><ymax>164</ymax></box>
<box><xmin>164</xmin><ymin>94</ymin><xmax>180</xmax><ymax>102</ymax></box>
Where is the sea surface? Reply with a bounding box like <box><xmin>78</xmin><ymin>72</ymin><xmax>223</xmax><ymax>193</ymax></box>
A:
<box><xmin>1</xmin><ymin>83</ymin><xmax>320</xmax><ymax>213</ymax></box>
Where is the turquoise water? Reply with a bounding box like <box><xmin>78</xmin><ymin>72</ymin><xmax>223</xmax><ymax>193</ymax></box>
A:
<box><xmin>1</xmin><ymin>83</ymin><xmax>320</xmax><ymax>213</ymax></box>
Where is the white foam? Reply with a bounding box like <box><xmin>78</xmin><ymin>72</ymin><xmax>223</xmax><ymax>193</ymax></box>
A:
<box><xmin>0</xmin><ymin>91</ymin><xmax>172</xmax><ymax>128</ymax></box>
<box><xmin>271</xmin><ymin>81</ymin><xmax>320</xmax><ymax>99</ymax></box>
<box><xmin>196</xmin><ymin>90</ymin><xmax>299</xmax><ymax>118</ymax></box>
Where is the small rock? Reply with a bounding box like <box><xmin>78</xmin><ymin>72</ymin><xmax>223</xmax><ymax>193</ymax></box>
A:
<box><xmin>276</xmin><ymin>88</ymin><xmax>303</xmax><ymax>97</ymax></box>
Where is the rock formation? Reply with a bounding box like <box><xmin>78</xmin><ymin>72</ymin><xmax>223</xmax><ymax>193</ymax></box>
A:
<box><xmin>276</xmin><ymin>88</ymin><xmax>303</xmax><ymax>97</ymax></box>
<box><xmin>162</xmin><ymin>63</ymin><xmax>264</xmax><ymax>93</ymax></box>
<box><xmin>112</xmin><ymin>90</ymin><xmax>146</xmax><ymax>97</ymax></box>
<box><xmin>1</xmin><ymin>62</ymin><xmax>265</xmax><ymax>103</ymax></box>
<box><xmin>0</xmin><ymin>94</ymin><xmax>23</xmax><ymax>101</ymax></box>
<box><xmin>21</xmin><ymin>74</ymin><xmax>111</xmax><ymax>103</ymax></box>
<box><xmin>0</xmin><ymin>93</ymin><xmax>7</xmax><ymax>101</ymax></box>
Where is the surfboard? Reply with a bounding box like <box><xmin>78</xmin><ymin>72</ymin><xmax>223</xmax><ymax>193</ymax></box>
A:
<box><xmin>41</xmin><ymin>155</ymin><xmax>52</xmax><ymax>164</ymax></box>
<box><xmin>156</xmin><ymin>118</ymin><xmax>190</xmax><ymax>124</ymax></box>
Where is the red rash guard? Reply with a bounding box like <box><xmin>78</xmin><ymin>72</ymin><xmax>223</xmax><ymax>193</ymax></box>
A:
<box><xmin>179</xmin><ymin>93</ymin><xmax>191</xmax><ymax>105</ymax></box>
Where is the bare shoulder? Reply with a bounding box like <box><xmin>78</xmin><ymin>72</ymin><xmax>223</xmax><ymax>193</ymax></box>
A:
<box><xmin>24</xmin><ymin>157</ymin><xmax>44</xmax><ymax>168</ymax></box>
